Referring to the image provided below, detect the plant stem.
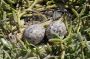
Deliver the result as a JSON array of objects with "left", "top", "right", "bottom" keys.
[
  {"left": 61, "top": 50, "right": 65, "bottom": 59},
  {"left": 61, "top": 41, "right": 65, "bottom": 59}
]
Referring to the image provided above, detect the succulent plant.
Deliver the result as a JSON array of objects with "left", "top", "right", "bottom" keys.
[
  {"left": 23, "top": 24, "right": 45, "bottom": 44},
  {"left": 46, "top": 18, "right": 67, "bottom": 39}
]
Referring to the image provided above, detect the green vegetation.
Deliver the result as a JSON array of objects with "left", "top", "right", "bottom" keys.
[{"left": 0, "top": 0, "right": 90, "bottom": 59}]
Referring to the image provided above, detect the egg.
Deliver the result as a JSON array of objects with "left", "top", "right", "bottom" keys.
[
  {"left": 46, "top": 19, "right": 67, "bottom": 39},
  {"left": 23, "top": 24, "right": 45, "bottom": 44}
]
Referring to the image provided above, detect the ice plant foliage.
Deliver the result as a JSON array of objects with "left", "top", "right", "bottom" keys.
[{"left": 0, "top": 0, "right": 90, "bottom": 59}]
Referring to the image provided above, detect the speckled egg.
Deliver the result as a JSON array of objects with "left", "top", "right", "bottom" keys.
[
  {"left": 23, "top": 24, "right": 45, "bottom": 44},
  {"left": 46, "top": 20, "right": 67, "bottom": 39}
]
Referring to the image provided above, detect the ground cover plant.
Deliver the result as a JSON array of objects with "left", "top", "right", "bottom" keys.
[{"left": 0, "top": 0, "right": 90, "bottom": 59}]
